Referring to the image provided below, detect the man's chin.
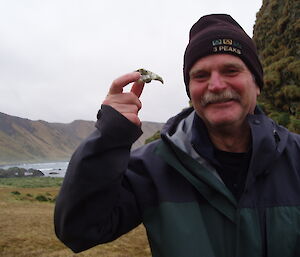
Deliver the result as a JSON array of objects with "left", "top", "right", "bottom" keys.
[{"left": 203, "top": 115, "right": 241, "bottom": 129}]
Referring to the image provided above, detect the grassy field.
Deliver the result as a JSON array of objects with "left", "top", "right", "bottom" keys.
[{"left": 0, "top": 177, "right": 151, "bottom": 257}]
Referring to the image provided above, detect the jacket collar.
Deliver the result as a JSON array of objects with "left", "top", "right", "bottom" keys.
[
  {"left": 190, "top": 113, "right": 219, "bottom": 167},
  {"left": 161, "top": 106, "right": 289, "bottom": 179}
]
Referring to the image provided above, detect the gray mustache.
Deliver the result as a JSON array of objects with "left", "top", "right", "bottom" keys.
[{"left": 201, "top": 90, "right": 241, "bottom": 106}]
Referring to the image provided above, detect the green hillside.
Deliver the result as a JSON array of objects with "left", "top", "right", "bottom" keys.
[
  {"left": 0, "top": 112, "right": 164, "bottom": 165},
  {"left": 0, "top": 112, "right": 96, "bottom": 165},
  {"left": 253, "top": 0, "right": 300, "bottom": 133}
]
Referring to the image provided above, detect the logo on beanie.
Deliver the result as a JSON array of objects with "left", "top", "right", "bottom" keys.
[{"left": 212, "top": 39, "right": 242, "bottom": 55}]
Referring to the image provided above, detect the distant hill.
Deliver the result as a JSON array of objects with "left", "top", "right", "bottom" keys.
[
  {"left": 132, "top": 121, "right": 164, "bottom": 150},
  {"left": 0, "top": 112, "right": 164, "bottom": 165}
]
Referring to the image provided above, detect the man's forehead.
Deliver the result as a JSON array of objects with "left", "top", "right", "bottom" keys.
[{"left": 190, "top": 55, "right": 247, "bottom": 72}]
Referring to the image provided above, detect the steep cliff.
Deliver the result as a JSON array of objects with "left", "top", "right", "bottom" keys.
[{"left": 253, "top": 0, "right": 300, "bottom": 132}]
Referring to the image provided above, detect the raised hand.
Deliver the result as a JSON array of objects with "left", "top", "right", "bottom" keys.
[{"left": 102, "top": 72, "right": 145, "bottom": 126}]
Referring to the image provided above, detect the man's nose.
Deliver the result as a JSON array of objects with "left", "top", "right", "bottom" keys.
[{"left": 208, "top": 72, "right": 227, "bottom": 91}]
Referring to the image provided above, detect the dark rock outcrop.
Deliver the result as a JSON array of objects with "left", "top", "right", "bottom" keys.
[{"left": 0, "top": 167, "right": 44, "bottom": 178}]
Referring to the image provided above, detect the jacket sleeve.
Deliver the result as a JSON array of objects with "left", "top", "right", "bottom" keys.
[{"left": 54, "top": 105, "right": 144, "bottom": 253}]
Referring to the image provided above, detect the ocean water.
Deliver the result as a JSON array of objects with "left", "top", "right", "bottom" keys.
[{"left": 0, "top": 161, "right": 69, "bottom": 177}]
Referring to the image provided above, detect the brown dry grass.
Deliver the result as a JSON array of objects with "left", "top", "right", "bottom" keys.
[{"left": 0, "top": 187, "right": 151, "bottom": 257}]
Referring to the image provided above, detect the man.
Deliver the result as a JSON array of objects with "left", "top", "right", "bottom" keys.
[{"left": 54, "top": 14, "right": 300, "bottom": 257}]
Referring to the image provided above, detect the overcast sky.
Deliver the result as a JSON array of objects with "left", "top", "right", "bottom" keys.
[{"left": 0, "top": 0, "right": 263, "bottom": 123}]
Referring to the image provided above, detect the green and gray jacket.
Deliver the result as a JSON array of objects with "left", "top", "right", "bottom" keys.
[{"left": 54, "top": 105, "right": 300, "bottom": 257}]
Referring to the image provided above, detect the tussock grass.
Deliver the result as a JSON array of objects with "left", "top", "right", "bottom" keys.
[{"left": 0, "top": 178, "right": 151, "bottom": 257}]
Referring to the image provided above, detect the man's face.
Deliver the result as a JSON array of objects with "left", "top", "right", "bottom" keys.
[{"left": 189, "top": 54, "right": 260, "bottom": 129}]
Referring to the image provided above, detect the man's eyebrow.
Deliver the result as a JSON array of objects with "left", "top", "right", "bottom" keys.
[
  {"left": 189, "top": 69, "right": 207, "bottom": 77},
  {"left": 222, "top": 63, "right": 245, "bottom": 70}
]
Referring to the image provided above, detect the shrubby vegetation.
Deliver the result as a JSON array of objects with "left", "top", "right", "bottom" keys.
[
  {"left": 10, "top": 190, "right": 57, "bottom": 202},
  {"left": 0, "top": 177, "right": 63, "bottom": 188},
  {"left": 253, "top": 0, "right": 300, "bottom": 133},
  {"left": 145, "top": 130, "right": 161, "bottom": 144}
]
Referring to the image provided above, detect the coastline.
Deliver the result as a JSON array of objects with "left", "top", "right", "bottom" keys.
[{"left": 0, "top": 161, "right": 69, "bottom": 177}]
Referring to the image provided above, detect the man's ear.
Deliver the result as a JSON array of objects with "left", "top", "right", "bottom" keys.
[{"left": 256, "top": 86, "right": 261, "bottom": 96}]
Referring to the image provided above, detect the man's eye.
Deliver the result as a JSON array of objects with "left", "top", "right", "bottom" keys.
[
  {"left": 224, "top": 69, "right": 239, "bottom": 75},
  {"left": 192, "top": 73, "right": 208, "bottom": 80}
]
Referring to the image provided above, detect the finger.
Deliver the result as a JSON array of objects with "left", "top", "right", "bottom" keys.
[
  {"left": 122, "top": 113, "right": 141, "bottom": 126},
  {"left": 103, "top": 92, "right": 142, "bottom": 109},
  {"left": 109, "top": 72, "right": 141, "bottom": 95},
  {"left": 109, "top": 102, "right": 140, "bottom": 114},
  {"left": 131, "top": 80, "right": 145, "bottom": 98}
]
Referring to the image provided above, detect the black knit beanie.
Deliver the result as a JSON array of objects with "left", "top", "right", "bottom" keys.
[{"left": 183, "top": 14, "right": 263, "bottom": 97}]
